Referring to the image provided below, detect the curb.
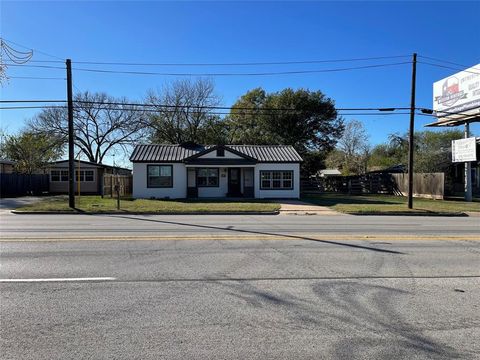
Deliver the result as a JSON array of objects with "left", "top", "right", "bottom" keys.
[
  {"left": 10, "top": 210, "right": 280, "bottom": 216},
  {"left": 346, "top": 211, "right": 469, "bottom": 217}
]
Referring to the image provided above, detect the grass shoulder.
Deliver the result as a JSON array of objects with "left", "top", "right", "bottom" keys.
[
  {"left": 302, "top": 193, "right": 480, "bottom": 215},
  {"left": 15, "top": 195, "right": 280, "bottom": 214}
]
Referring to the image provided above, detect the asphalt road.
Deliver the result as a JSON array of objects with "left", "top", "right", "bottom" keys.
[
  {"left": 1, "top": 212, "right": 480, "bottom": 240},
  {"left": 1, "top": 214, "right": 479, "bottom": 359}
]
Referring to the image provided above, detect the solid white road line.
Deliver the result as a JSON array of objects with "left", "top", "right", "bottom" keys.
[{"left": 0, "top": 277, "right": 116, "bottom": 283}]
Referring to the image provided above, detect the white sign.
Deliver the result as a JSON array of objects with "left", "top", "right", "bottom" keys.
[
  {"left": 433, "top": 64, "right": 480, "bottom": 119},
  {"left": 452, "top": 137, "right": 477, "bottom": 162}
]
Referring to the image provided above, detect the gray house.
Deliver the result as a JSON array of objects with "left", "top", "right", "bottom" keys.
[
  {"left": 130, "top": 144, "right": 303, "bottom": 199},
  {"left": 47, "top": 160, "right": 131, "bottom": 195}
]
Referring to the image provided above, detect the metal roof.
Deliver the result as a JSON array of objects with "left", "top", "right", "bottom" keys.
[
  {"left": 50, "top": 160, "right": 132, "bottom": 172},
  {"left": 130, "top": 144, "right": 303, "bottom": 163}
]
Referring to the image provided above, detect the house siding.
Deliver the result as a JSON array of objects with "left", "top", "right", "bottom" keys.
[
  {"left": 133, "top": 162, "right": 187, "bottom": 199},
  {"left": 197, "top": 167, "right": 229, "bottom": 197},
  {"left": 254, "top": 163, "right": 300, "bottom": 199},
  {"left": 199, "top": 150, "right": 243, "bottom": 159},
  {"left": 132, "top": 162, "right": 300, "bottom": 199},
  {"left": 49, "top": 165, "right": 99, "bottom": 194}
]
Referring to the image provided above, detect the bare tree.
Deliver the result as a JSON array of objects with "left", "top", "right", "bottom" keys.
[
  {"left": 326, "top": 119, "right": 370, "bottom": 175},
  {"left": 146, "top": 78, "right": 222, "bottom": 144},
  {"left": 29, "top": 91, "right": 147, "bottom": 163}
]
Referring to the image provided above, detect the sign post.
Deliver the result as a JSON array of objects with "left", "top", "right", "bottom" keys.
[
  {"left": 452, "top": 134, "right": 476, "bottom": 202},
  {"left": 465, "top": 124, "right": 472, "bottom": 202}
]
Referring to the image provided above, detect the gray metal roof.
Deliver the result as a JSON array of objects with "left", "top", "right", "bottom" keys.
[{"left": 130, "top": 144, "right": 302, "bottom": 163}]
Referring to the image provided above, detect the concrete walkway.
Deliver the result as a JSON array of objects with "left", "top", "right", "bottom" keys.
[{"left": 278, "top": 199, "right": 342, "bottom": 215}]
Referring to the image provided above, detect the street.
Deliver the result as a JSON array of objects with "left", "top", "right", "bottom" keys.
[{"left": 1, "top": 214, "right": 480, "bottom": 359}]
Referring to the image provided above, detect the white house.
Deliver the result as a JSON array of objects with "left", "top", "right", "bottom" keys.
[{"left": 130, "top": 144, "right": 303, "bottom": 199}]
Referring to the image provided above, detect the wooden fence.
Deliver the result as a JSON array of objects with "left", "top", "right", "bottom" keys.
[
  {"left": 0, "top": 173, "right": 49, "bottom": 197},
  {"left": 301, "top": 172, "right": 445, "bottom": 199},
  {"left": 302, "top": 174, "right": 399, "bottom": 195},
  {"left": 391, "top": 173, "right": 444, "bottom": 199},
  {"left": 102, "top": 174, "right": 132, "bottom": 197}
]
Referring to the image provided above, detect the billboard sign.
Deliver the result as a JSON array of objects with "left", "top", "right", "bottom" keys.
[
  {"left": 452, "top": 137, "right": 477, "bottom": 162},
  {"left": 433, "top": 64, "right": 480, "bottom": 120}
]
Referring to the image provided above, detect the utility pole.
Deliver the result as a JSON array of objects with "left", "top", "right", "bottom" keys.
[
  {"left": 465, "top": 122, "right": 472, "bottom": 202},
  {"left": 66, "top": 59, "right": 75, "bottom": 209},
  {"left": 407, "top": 53, "right": 417, "bottom": 209}
]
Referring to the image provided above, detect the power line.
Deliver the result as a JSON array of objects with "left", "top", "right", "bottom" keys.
[
  {"left": 9, "top": 76, "right": 66, "bottom": 80},
  {"left": 417, "top": 55, "right": 474, "bottom": 69},
  {"left": 64, "top": 55, "right": 412, "bottom": 66},
  {"left": 0, "top": 37, "right": 64, "bottom": 61},
  {"left": 420, "top": 108, "right": 480, "bottom": 118},
  {"left": 0, "top": 99, "right": 411, "bottom": 112},
  {"left": 2, "top": 63, "right": 64, "bottom": 70},
  {"left": 418, "top": 61, "right": 480, "bottom": 75},
  {"left": 0, "top": 100, "right": 66, "bottom": 103},
  {"left": 0, "top": 105, "right": 413, "bottom": 117},
  {"left": 72, "top": 62, "right": 411, "bottom": 77},
  {"left": 1, "top": 55, "right": 411, "bottom": 66},
  {"left": 3, "top": 61, "right": 410, "bottom": 76}
]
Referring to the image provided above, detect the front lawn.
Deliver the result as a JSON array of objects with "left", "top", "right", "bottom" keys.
[
  {"left": 302, "top": 193, "right": 480, "bottom": 215},
  {"left": 15, "top": 195, "right": 280, "bottom": 214}
]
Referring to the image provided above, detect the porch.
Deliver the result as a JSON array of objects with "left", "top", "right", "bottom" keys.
[{"left": 186, "top": 166, "right": 255, "bottom": 199}]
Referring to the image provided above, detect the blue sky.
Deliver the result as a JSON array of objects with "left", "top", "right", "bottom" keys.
[{"left": 1, "top": 1, "right": 479, "bottom": 164}]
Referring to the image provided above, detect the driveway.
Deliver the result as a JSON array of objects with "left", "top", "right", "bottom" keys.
[
  {"left": 278, "top": 199, "right": 341, "bottom": 215},
  {"left": 0, "top": 197, "right": 44, "bottom": 211}
]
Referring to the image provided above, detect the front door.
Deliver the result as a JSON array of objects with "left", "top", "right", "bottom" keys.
[{"left": 228, "top": 168, "right": 241, "bottom": 197}]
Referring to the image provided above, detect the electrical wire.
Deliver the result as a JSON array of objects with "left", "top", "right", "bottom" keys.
[
  {"left": 2, "top": 63, "right": 65, "bottom": 70},
  {"left": 1, "top": 39, "right": 33, "bottom": 64},
  {"left": 3, "top": 61, "right": 410, "bottom": 76},
  {"left": 418, "top": 61, "right": 480, "bottom": 75},
  {"left": 1, "top": 55, "right": 411, "bottom": 66},
  {"left": 0, "top": 99, "right": 411, "bottom": 112},
  {"left": 417, "top": 55, "right": 474, "bottom": 69},
  {"left": 0, "top": 105, "right": 414, "bottom": 118},
  {"left": 72, "top": 62, "right": 411, "bottom": 76},
  {"left": 8, "top": 76, "right": 66, "bottom": 80},
  {"left": 0, "top": 37, "right": 64, "bottom": 61}
]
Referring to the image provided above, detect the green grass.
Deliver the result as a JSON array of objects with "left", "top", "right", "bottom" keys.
[
  {"left": 302, "top": 193, "right": 480, "bottom": 215},
  {"left": 16, "top": 195, "right": 280, "bottom": 214}
]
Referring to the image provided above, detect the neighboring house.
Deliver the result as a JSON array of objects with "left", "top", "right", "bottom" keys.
[
  {"left": 130, "top": 144, "right": 303, "bottom": 199},
  {"left": 315, "top": 169, "right": 342, "bottom": 177},
  {"left": 47, "top": 160, "right": 132, "bottom": 195},
  {"left": 0, "top": 159, "right": 15, "bottom": 174}
]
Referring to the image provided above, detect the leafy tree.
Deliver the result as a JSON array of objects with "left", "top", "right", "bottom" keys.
[
  {"left": 227, "top": 88, "right": 344, "bottom": 175},
  {"left": 146, "top": 78, "right": 222, "bottom": 144},
  {"left": 29, "top": 91, "right": 147, "bottom": 163},
  {"left": 226, "top": 88, "right": 270, "bottom": 145},
  {"left": 228, "top": 88, "right": 343, "bottom": 154},
  {"left": 302, "top": 151, "right": 327, "bottom": 178},
  {"left": 368, "top": 130, "right": 465, "bottom": 172},
  {"left": 0, "top": 131, "right": 63, "bottom": 174},
  {"left": 415, "top": 130, "right": 465, "bottom": 172}
]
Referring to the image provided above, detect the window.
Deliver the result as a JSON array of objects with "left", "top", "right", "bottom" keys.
[
  {"left": 51, "top": 170, "right": 69, "bottom": 182},
  {"left": 260, "top": 171, "right": 294, "bottom": 190},
  {"left": 51, "top": 170, "right": 60, "bottom": 182},
  {"left": 216, "top": 148, "right": 225, "bottom": 157},
  {"left": 197, "top": 168, "right": 219, "bottom": 187},
  {"left": 75, "top": 170, "right": 95, "bottom": 182},
  {"left": 147, "top": 165, "right": 173, "bottom": 188},
  {"left": 85, "top": 170, "right": 94, "bottom": 182}
]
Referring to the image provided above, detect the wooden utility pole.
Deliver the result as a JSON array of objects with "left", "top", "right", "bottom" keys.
[
  {"left": 407, "top": 53, "right": 417, "bottom": 209},
  {"left": 66, "top": 59, "right": 75, "bottom": 209},
  {"left": 464, "top": 122, "right": 472, "bottom": 202}
]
